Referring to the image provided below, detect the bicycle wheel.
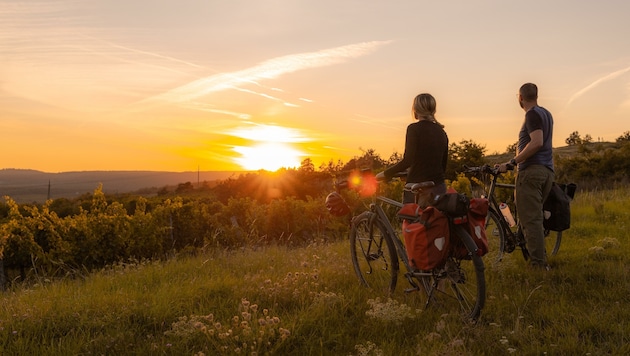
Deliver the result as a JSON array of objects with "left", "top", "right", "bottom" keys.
[
  {"left": 428, "top": 224, "right": 485, "bottom": 321},
  {"left": 484, "top": 209, "right": 505, "bottom": 265},
  {"left": 545, "top": 229, "right": 562, "bottom": 256},
  {"left": 350, "top": 212, "right": 399, "bottom": 294}
]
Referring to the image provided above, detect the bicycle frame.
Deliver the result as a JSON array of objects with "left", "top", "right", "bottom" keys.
[
  {"left": 464, "top": 164, "right": 563, "bottom": 262},
  {"left": 484, "top": 172, "right": 520, "bottom": 241}
]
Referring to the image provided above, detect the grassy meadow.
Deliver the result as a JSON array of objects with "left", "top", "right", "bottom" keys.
[{"left": 1, "top": 187, "right": 629, "bottom": 355}]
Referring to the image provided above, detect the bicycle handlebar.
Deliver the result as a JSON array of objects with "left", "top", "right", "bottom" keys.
[{"left": 463, "top": 163, "right": 514, "bottom": 176}]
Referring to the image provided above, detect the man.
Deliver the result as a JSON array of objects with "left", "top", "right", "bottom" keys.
[{"left": 498, "top": 83, "right": 555, "bottom": 270}]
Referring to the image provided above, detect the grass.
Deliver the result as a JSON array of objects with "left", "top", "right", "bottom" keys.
[{"left": 2, "top": 188, "right": 630, "bottom": 355}]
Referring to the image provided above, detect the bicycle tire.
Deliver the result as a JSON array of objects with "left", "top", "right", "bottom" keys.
[
  {"left": 546, "top": 230, "right": 562, "bottom": 256},
  {"left": 428, "top": 224, "right": 485, "bottom": 321},
  {"left": 484, "top": 209, "right": 506, "bottom": 265},
  {"left": 349, "top": 212, "right": 399, "bottom": 294}
]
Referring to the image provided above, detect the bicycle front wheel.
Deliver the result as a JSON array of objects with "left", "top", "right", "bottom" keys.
[
  {"left": 484, "top": 209, "right": 505, "bottom": 265},
  {"left": 350, "top": 212, "right": 399, "bottom": 294}
]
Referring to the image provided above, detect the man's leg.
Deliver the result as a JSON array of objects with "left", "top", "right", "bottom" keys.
[{"left": 516, "top": 165, "right": 554, "bottom": 267}]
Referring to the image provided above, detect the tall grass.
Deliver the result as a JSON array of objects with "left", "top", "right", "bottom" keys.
[{"left": 1, "top": 187, "right": 630, "bottom": 355}]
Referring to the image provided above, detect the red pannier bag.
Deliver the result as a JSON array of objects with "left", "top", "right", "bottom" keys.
[
  {"left": 398, "top": 203, "right": 450, "bottom": 271},
  {"left": 452, "top": 197, "right": 489, "bottom": 259}
]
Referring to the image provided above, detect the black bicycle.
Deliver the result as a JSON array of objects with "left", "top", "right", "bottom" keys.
[
  {"left": 333, "top": 171, "right": 486, "bottom": 321},
  {"left": 463, "top": 164, "right": 567, "bottom": 265}
]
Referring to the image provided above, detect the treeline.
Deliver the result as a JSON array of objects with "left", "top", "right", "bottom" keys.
[{"left": 1, "top": 137, "right": 630, "bottom": 289}]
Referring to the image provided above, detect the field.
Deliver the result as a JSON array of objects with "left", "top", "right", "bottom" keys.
[{"left": 1, "top": 187, "right": 629, "bottom": 355}]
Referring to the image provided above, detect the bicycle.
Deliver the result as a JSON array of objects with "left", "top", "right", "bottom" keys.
[
  {"left": 462, "top": 164, "right": 565, "bottom": 265},
  {"left": 333, "top": 171, "right": 486, "bottom": 321}
]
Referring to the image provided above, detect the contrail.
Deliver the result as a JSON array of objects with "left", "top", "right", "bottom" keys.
[
  {"left": 566, "top": 65, "right": 630, "bottom": 108},
  {"left": 78, "top": 34, "right": 205, "bottom": 69},
  {"left": 142, "top": 40, "right": 392, "bottom": 105}
]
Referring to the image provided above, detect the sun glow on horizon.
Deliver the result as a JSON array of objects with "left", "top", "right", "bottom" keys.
[
  {"left": 234, "top": 142, "right": 302, "bottom": 171},
  {"left": 229, "top": 124, "right": 308, "bottom": 171}
]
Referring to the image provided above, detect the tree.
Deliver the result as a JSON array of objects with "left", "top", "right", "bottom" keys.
[
  {"left": 446, "top": 139, "right": 486, "bottom": 180},
  {"left": 299, "top": 158, "right": 315, "bottom": 173},
  {"left": 505, "top": 141, "right": 518, "bottom": 154},
  {"left": 565, "top": 131, "right": 582, "bottom": 145},
  {"left": 319, "top": 159, "right": 344, "bottom": 174},
  {"left": 341, "top": 148, "right": 386, "bottom": 171},
  {"left": 616, "top": 131, "right": 630, "bottom": 142},
  {"left": 386, "top": 151, "right": 403, "bottom": 166}
]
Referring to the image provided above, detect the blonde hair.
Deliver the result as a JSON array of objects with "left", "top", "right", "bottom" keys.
[{"left": 412, "top": 93, "right": 443, "bottom": 127}]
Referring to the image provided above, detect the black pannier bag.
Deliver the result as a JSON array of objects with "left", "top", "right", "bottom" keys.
[
  {"left": 432, "top": 192, "right": 469, "bottom": 218},
  {"left": 543, "top": 183, "right": 574, "bottom": 231}
]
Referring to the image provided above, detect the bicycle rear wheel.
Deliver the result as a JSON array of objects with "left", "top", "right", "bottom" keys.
[
  {"left": 484, "top": 209, "right": 505, "bottom": 265},
  {"left": 545, "top": 230, "right": 562, "bottom": 256},
  {"left": 350, "top": 212, "right": 399, "bottom": 294},
  {"left": 428, "top": 224, "right": 485, "bottom": 321}
]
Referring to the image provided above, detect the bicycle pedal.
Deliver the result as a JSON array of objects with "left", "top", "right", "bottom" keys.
[{"left": 366, "top": 253, "right": 380, "bottom": 261}]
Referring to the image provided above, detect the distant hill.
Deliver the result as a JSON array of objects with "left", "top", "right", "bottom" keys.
[
  {"left": 0, "top": 169, "right": 241, "bottom": 203},
  {"left": 484, "top": 142, "right": 617, "bottom": 164}
]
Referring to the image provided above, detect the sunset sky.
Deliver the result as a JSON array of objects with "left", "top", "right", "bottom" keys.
[{"left": 2, "top": 0, "right": 629, "bottom": 173}]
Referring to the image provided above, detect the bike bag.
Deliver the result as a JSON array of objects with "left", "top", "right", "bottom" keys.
[
  {"left": 398, "top": 204, "right": 450, "bottom": 271},
  {"left": 452, "top": 197, "right": 490, "bottom": 259},
  {"left": 543, "top": 182, "right": 573, "bottom": 231},
  {"left": 432, "top": 192, "right": 470, "bottom": 219}
]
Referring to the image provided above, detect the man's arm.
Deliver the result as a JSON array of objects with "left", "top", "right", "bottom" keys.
[{"left": 498, "top": 129, "right": 543, "bottom": 172}]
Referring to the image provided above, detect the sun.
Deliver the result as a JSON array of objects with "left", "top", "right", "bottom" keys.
[
  {"left": 229, "top": 124, "right": 308, "bottom": 171},
  {"left": 234, "top": 142, "right": 303, "bottom": 171}
]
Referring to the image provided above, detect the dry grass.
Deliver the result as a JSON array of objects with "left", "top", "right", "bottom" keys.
[{"left": 1, "top": 187, "right": 630, "bottom": 355}]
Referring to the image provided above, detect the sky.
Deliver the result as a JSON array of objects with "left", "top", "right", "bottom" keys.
[{"left": 2, "top": 0, "right": 630, "bottom": 173}]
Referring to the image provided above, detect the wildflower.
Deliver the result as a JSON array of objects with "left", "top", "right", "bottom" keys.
[
  {"left": 250, "top": 304, "right": 258, "bottom": 313},
  {"left": 242, "top": 298, "right": 250, "bottom": 308},
  {"left": 424, "top": 332, "right": 441, "bottom": 342},
  {"left": 279, "top": 327, "right": 291, "bottom": 341},
  {"left": 242, "top": 311, "right": 252, "bottom": 321}
]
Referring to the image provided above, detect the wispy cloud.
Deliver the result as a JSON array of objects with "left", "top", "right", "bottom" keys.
[
  {"left": 565, "top": 65, "right": 630, "bottom": 108},
  {"left": 142, "top": 41, "right": 392, "bottom": 105}
]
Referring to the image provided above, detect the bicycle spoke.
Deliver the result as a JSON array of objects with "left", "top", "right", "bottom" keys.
[
  {"left": 423, "top": 256, "right": 484, "bottom": 321},
  {"left": 350, "top": 214, "right": 398, "bottom": 294}
]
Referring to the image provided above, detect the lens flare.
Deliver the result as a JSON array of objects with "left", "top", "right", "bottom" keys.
[{"left": 347, "top": 170, "right": 378, "bottom": 197}]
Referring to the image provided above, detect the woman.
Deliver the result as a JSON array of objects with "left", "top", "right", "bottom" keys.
[{"left": 376, "top": 93, "right": 449, "bottom": 205}]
